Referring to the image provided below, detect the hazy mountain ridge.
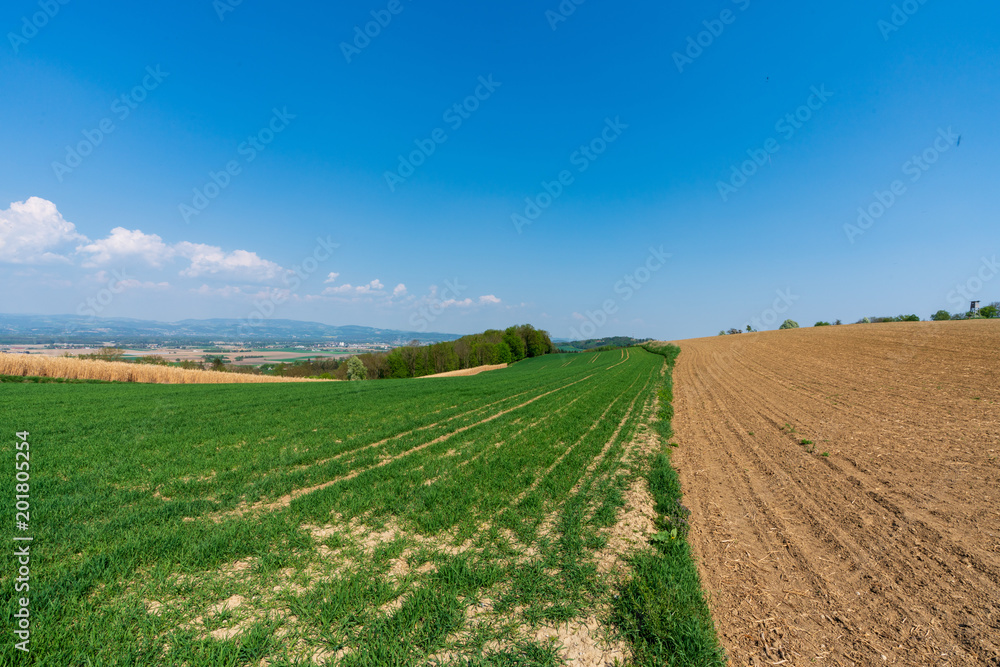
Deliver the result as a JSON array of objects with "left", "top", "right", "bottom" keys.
[{"left": 0, "top": 314, "right": 461, "bottom": 345}]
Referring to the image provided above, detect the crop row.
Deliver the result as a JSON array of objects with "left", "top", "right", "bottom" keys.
[{"left": 1, "top": 348, "right": 668, "bottom": 664}]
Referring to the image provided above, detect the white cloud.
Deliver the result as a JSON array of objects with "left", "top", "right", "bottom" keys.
[
  {"left": 322, "top": 279, "right": 386, "bottom": 296},
  {"left": 176, "top": 242, "right": 285, "bottom": 282},
  {"left": 2, "top": 197, "right": 295, "bottom": 287},
  {"left": 572, "top": 312, "right": 586, "bottom": 321},
  {"left": 440, "top": 298, "right": 475, "bottom": 308},
  {"left": 393, "top": 283, "right": 407, "bottom": 297},
  {"left": 405, "top": 286, "right": 504, "bottom": 314},
  {"left": 0, "top": 197, "right": 86, "bottom": 264},
  {"left": 356, "top": 279, "right": 384, "bottom": 294},
  {"left": 324, "top": 272, "right": 340, "bottom": 284},
  {"left": 78, "top": 233, "right": 285, "bottom": 282},
  {"left": 77, "top": 227, "right": 174, "bottom": 268}
]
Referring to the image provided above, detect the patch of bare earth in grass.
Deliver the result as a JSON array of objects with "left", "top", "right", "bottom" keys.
[
  {"left": 418, "top": 363, "right": 507, "bottom": 378},
  {"left": 593, "top": 417, "right": 660, "bottom": 576},
  {"left": 429, "top": 379, "right": 664, "bottom": 666},
  {"left": 533, "top": 617, "right": 626, "bottom": 667},
  {"left": 141, "top": 357, "right": 669, "bottom": 664}
]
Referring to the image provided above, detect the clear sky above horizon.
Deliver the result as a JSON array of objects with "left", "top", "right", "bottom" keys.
[{"left": 2, "top": 0, "right": 998, "bottom": 340}]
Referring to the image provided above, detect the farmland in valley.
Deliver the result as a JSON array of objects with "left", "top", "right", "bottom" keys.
[
  {"left": 0, "top": 347, "right": 721, "bottom": 665},
  {"left": 670, "top": 320, "right": 1000, "bottom": 665}
]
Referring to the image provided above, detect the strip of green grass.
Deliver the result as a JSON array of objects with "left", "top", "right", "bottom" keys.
[
  {"left": 2, "top": 352, "right": 671, "bottom": 664},
  {"left": 0, "top": 373, "right": 111, "bottom": 384},
  {"left": 610, "top": 344, "right": 726, "bottom": 666}
]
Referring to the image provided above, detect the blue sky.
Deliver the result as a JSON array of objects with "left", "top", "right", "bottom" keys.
[{"left": 1, "top": 0, "right": 998, "bottom": 340}]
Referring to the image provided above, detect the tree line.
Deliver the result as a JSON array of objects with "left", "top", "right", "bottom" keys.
[{"left": 273, "top": 324, "right": 557, "bottom": 380}]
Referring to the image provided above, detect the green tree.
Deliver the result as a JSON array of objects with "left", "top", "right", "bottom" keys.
[
  {"left": 503, "top": 329, "right": 527, "bottom": 361},
  {"left": 525, "top": 329, "right": 549, "bottom": 357},
  {"left": 779, "top": 319, "right": 799, "bottom": 330},
  {"left": 347, "top": 356, "right": 368, "bottom": 381},
  {"left": 931, "top": 309, "right": 951, "bottom": 321},
  {"left": 979, "top": 304, "right": 999, "bottom": 319},
  {"left": 79, "top": 347, "right": 125, "bottom": 362},
  {"left": 814, "top": 321, "right": 831, "bottom": 327},
  {"left": 493, "top": 342, "right": 513, "bottom": 364},
  {"left": 384, "top": 350, "right": 408, "bottom": 378}
]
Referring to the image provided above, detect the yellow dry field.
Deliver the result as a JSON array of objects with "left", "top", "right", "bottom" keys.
[
  {"left": 417, "top": 364, "right": 508, "bottom": 379},
  {"left": 0, "top": 353, "right": 325, "bottom": 384}
]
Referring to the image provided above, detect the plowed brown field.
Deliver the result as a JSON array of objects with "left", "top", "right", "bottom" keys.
[{"left": 670, "top": 320, "right": 1000, "bottom": 666}]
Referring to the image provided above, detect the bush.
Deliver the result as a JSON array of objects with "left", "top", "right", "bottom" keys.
[
  {"left": 932, "top": 310, "right": 951, "bottom": 321},
  {"left": 79, "top": 347, "right": 125, "bottom": 362},
  {"left": 779, "top": 319, "right": 799, "bottom": 330},
  {"left": 870, "top": 314, "right": 922, "bottom": 323},
  {"left": 347, "top": 356, "right": 367, "bottom": 381},
  {"left": 859, "top": 317, "right": 871, "bottom": 324},
  {"left": 814, "top": 321, "right": 831, "bottom": 327}
]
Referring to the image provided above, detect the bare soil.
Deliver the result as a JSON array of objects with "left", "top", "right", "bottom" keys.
[
  {"left": 418, "top": 363, "right": 508, "bottom": 378},
  {"left": 669, "top": 321, "right": 1000, "bottom": 666}
]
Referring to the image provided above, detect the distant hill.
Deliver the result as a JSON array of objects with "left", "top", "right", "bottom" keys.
[
  {"left": 0, "top": 314, "right": 461, "bottom": 346},
  {"left": 558, "top": 336, "right": 652, "bottom": 352}
]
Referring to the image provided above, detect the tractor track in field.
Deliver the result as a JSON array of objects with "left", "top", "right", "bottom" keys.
[
  {"left": 567, "top": 366, "right": 656, "bottom": 501},
  {"left": 279, "top": 371, "right": 579, "bottom": 478},
  {"left": 431, "top": 384, "right": 601, "bottom": 485},
  {"left": 533, "top": 365, "right": 659, "bottom": 539},
  {"left": 212, "top": 373, "right": 600, "bottom": 520},
  {"left": 606, "top": 347, "right": 630, "bottom": 370},
  {"left": 505, "top": 372, "right": 643, "bottom": 511},
  {"left": 670, "top": 322, "right": 1000, "bottom": 666},
  {"left": 307, "top": 381, "right": 564, "bottom": 470}
]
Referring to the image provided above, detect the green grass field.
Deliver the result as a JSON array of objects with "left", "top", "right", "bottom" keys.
[{"left": 1, "top": 347, "right": 721, "bottom": 665}]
